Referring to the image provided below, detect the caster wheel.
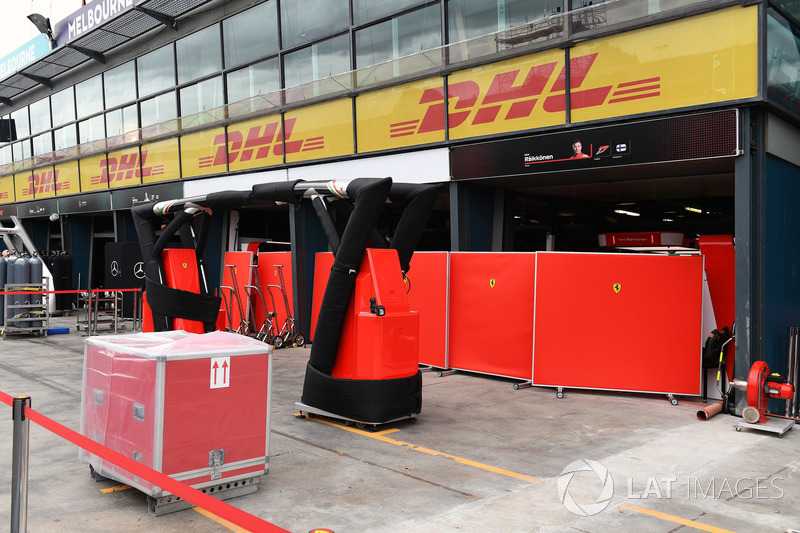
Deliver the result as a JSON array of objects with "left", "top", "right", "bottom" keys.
[
  {"left": 735, "top": 426, "right": 742, "bottom": 432},
  {"left": 556, "top": 392, "right": 564, "bottom": 399},
  {"left": 670, "top": 398, "right": 678, "bottom": 406},
  {"left": 436, "top": 371, "right": 443, "bottom": 377},
  {"left": 513, "top": 383, "right": 520, "bottom": 390},
  {"left": 355, "top": 422, "right": 366, "bottom": 429}
]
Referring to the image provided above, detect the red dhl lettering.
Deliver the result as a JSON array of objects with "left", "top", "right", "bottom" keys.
[
  {"left": 24, "top": 169, "right": 71, "bottom": 195},
  {"left": 199, "top": 118, "right": 326, "bottom": 168},
  {"left": 392, "top": 53, "right": 660, "bottom": 136},
  {"left": 0, "top": 192, "right": 7, "bottom": 200},
  {"left": 91, "top": 150, "right": 164, "bottom": 185}
]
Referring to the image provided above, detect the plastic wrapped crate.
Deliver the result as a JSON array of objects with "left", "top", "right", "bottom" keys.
[{"left": 80, "top": 330, "right": 272, "bottom": 506}]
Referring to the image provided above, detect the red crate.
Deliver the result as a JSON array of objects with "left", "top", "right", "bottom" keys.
[{"left": 80, "top": 331, "right": 272, "bottom": 498}]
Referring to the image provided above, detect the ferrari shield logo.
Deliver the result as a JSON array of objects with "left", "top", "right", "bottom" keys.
[
  {"left": 613, "top": 283, "right": 621, "bottom": 294},
  {"left": 489, "top": 279, "right": 496, "bottom": 288}
]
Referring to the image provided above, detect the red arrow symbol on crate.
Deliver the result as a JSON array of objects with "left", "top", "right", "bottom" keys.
[
  {"left": 212, "top": 361, "right": 220, "bottom": 385},
  {"left": 221, "top": 360, "right": 228, "bottom": 384}
]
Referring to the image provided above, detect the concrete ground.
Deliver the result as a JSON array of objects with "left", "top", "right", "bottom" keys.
[{"left": 0, "top": 315, "right": 798, "bottom": 533}]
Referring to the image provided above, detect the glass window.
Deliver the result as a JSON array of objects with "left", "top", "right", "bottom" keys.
[
  {"left": 29, "top": 98, "right": 51, "bottom": 134},
  {"left": 137, "top": 45, "right": 176, "bottom": 97},
  {"left": 767, "top": 8, "right": 800, "bottom": 115},
  {"left": 106, "top": 104, "right": 138, "bottom": 137},
  {"left": 226, "top": 59, "right": 280, "bottom": 103},
  {"left": 79, "top": 115, "right": 105, "bottom": 144},
  {"left": 10, "top": 108, "right": 30, "bottom": 139},
  {"left": 51, "top": 87, "right": 76, "bottom": 127},
  {"left": 177, "top": 26, "right": 222, "bottom": 84},
  {"left": 54, "top": 124, "right": 77, "bottom": 151},
  {"left": 280, "top": 0, "right": 349, "bottom": 49},
  {"left": 104, "top": 61, "right": 136, "bottom": 108},
  {"left": 76, "top": 75, "right": 104, "bottom": 118},
  {"left": 180, "top": 76, "right": 224, "bottom": 125},
  {"left": 12, "top": 140, "right": 31, "bottom": 162},
  {"left": 354, "top": 0, "right": 426, "bottom": 24},
  {"left": 448, "top": 0, "right": 554, "bottom": 43},
  {"left": 223, "top": 2, "right": 279, "bottom": 68},
  {"left": 140, "top": 93, "right": 177, "bottom": 128},
  {"left": 284, "top": 35, "right": 351, "bottom": 88},
  {"left": 357, "top": 5, "right": 442, "bottom": 68},
  {"left": 32, "top": 132, "right": 53, "bottom": 156},
  {"left": 0, "top": 145, "right": 11, "bottom": 165}
]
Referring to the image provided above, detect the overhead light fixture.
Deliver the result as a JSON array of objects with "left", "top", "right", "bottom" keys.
[
  {"left": 614, "top": 209, "right": 640, "bottom": 217},
  {"left": 684, "top": 206, "right": 703, "bottom": 214},
  {"left": 27, "top": 13, "right": 56, "bottom": 49},
  {"left": 662, "top": 218, "right": 674, "bottom": 222}
]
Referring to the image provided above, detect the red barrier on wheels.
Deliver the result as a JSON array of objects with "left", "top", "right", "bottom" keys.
[
  {"left": 532, "top": 252, "right": 704, "bottom": 395},
  {"left": 448, "top": 253, "right": 536, "bottom": 380},
  {"left": 698, "top": 235, "right": 736, "bottom": 380},
  {"left": 256, "top": 252, "right": 294, "bottom": 338},
  {"left": 310, "top": 252, "right": 335, "bottom": 342},
  {"left": 407, "top": 252, "right": 449, "bottom": 368}
]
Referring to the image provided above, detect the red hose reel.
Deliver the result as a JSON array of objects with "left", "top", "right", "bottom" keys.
[{"left": 732, "top": 361, "right": 794, "bottom": 424}]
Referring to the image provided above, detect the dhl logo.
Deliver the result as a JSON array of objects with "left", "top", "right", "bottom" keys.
[
  {"left": 200, "top": 117, "right": 325, "bottom": 168},
  {"left": 23, "top": 169, "right": 71, "bottom": 196},
  {"left": 391, "top": 53, "right": 660, "bottom": 136},
  {"left": 91, "top": 150, "right": 164, "bottom": 185},
  {"left": 0, "top": 192, "right": 7, "bottom": 200}
]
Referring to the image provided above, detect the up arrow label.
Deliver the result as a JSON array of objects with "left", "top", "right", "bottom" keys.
[{"left": 210, "top": 357, "right": 231, "bottom": 389}]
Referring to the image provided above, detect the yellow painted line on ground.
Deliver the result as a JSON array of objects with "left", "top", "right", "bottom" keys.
[
  {"left": 194, "top": 507, "right": 250, "bottom": 533},
  {"left": 618, "top": 502, "right": 735, "bottom": 533},
  {"left": 308, "top": 415, "right": 539, "bottom": 483},
  {"left": 100, "top": 484, "right": 132, "bottom": 494}
]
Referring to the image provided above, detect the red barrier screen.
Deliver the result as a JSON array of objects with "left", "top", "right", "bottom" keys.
[
  {"left": 448, "top": 253, "right": 536, "bottom": 380},
  {"left": 163, "top": 248, "right": 204, "bottom": 334},
  {"left": 407, "top": 252, "right": 449, "bottom": 368},
  {"left": 256, "top": 252, "right": 294, "bottom": 337},
  {"left": 310, "top": 252, "right": 335, "bottom": 342},
  {"left": 532, "top": 252, "right": 704, "bottom": 395}
]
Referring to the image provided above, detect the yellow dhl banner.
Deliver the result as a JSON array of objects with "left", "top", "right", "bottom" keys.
[
  {"left": 357, "top": 78, "right": 445, "bottom": 153},
  {"left": 106, "top": 147, "right": 144, "bottom": 189},
  {"left": 14, "top": 173, "right": 34, "bottom": 201},
  {"left": 79, "top": 154, "right": 110, "bottom": 192},
  {"left": 0, "top": 175, "right": 14, "bottom": 203},
  {"left": 54, "top": 161, "right": 79, "bottom": 196},
  {"left": 181, "top": 128, "right": 225, "bottom": 178},
  {"left": 357, "top": 6, "right": 756, "bottom": 148},
  {"left": 140, "top": 138, "right": 178, "bottom": 184},
  {"left": 16, "top": 167, "right": 57, "bottom": 199},
  {"left": 227, "top": 114, "right": 284, "bottom": 172},
  {"left": 285, "top": 99, "right": 354, "bottom": 163},
  {"left": 571, "top": 6, "right": 757, "bottom": 123}
]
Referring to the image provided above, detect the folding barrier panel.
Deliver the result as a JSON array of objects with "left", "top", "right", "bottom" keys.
[
  {"left": 407, "top": 252, "right": 449, "bottom": 368},
  {"left": 255, "top": 252, "right": 294, "bottom": 340},
  {"left": 310, "top": 252, "right": 335, "bottom": 343},
  {"left": 698, "top": 235, "right": 736, "bottom": 380},
  {"left": 221, "top": 252, "right": 253, "bottom": 333},
  {"left": 448, "top": 253, "right": 536, "bottom": 380},
  {"left": 532, "top": 252, "right": 704, "bottom": 396}
]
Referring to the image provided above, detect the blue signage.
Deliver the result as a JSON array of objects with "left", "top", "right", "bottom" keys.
[{"left": 0, "top": 34, "right": 51, "bottom": 80}]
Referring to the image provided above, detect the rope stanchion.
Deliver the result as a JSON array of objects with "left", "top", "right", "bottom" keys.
[{"left": 0, "top": 392, "right": 289, "bottom": 533}]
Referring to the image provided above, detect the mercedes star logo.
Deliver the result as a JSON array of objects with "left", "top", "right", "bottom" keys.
[
  {"left": 110, "top": 260, "right": 121, "bottom": 277},
  {"left": 134, "top": 262, "right": 145, "bottom": 279}
]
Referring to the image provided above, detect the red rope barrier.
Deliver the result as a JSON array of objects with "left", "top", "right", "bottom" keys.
[{"left": 0, "top": 391, "right": 289, "bottom": 533}]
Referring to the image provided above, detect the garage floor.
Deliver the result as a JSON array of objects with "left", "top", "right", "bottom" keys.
[{"left": 0, "top": 316, "right": 798, "bottom": 533}]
